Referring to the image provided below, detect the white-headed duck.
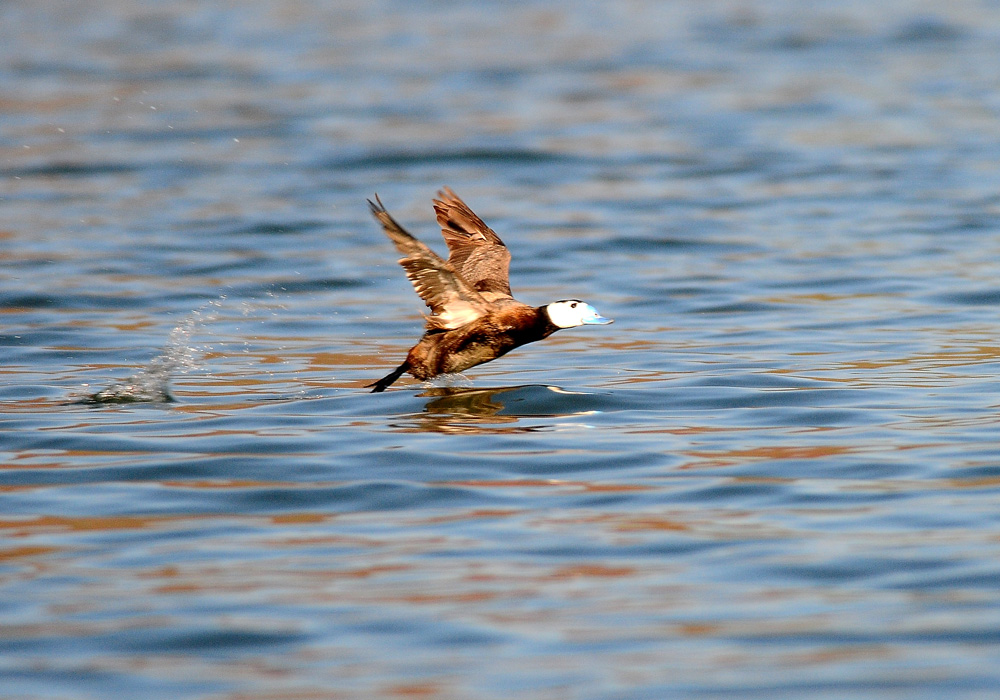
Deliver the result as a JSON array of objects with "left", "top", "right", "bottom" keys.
[{"left": 367, "top": 188, "right": 611, "bottom": 392}]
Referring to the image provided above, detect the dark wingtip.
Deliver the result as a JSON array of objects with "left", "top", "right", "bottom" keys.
[
  {"left": 367, "top": 194, "right": 386, "bottom": 216},
  {"left": 432, "top": 186, "right": 463, "bottom": 212}
]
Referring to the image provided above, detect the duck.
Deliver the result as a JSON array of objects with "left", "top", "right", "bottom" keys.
[{"left": 366, "top": 187, "right": 612, "bottom": 392}]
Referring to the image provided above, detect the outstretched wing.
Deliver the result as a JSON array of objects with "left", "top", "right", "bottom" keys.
[
  {"left": 433, "top": 187, "right": 513, "bottom": 301},
  {"left": 369, "top": 195, "right": 490, "bottom": 330}
]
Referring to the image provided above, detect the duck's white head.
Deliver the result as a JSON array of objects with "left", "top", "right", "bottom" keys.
[{"left": 544, "top": 300, "right": 613, "bottom": 329}]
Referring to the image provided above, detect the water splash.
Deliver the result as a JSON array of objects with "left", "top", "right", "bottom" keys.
[
  {"left": 424, "top": 372, "right": 474, "bottom": 391},
  {"left": 79, "top": 302, "right": 222, "bottom": 405}
]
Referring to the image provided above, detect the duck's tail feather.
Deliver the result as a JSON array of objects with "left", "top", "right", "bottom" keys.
[{"left": 367, "top": 362, "right": 410, "bottom": 393}]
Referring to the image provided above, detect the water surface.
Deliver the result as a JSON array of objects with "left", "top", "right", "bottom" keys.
[{"left": 5, "top": 1, "right": 1000, "bottom": 698}]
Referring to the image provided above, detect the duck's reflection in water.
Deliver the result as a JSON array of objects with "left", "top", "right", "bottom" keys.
[{"left": 392, "top": 385, "right": 596, "bottom": 434}]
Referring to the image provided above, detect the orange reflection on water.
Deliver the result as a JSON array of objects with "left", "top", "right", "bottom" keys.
[
  {"left": 0, "top": 545, "right": 62, "bottom": 561},
  {"left": 538, "top": 507, "right": 792, "bottom": 543},
  {"left": 417, "top": 508, "right": 524, "bottom": 524},
  {"left": 0, "top": 514, "right": 189, "bottom": 535},
  {"left": 270, "top": 513, "right": 330, "bottom": 525},
  {"left": 550, "top": 564, "right": 636, "bottom": 578},
  {"left": 381, "top": 681, "right": 452, "bottom": 699},
  {"left": 681, "top": 444, "right": 856, "bottom": 469}
]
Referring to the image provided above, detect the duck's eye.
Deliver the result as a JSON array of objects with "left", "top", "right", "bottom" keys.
[{"left": 570, "top": 302, "right": 578, "bottom": 308}]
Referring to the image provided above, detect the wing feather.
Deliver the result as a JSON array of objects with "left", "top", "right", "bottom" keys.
[
  {"left": 369, "top": 195, "right": 490, "bottom": 330},
  {"left": 433, "top": 187, "right": 513, "bottom": 301}
]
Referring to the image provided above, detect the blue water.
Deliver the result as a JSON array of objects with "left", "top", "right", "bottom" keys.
[{"left": 6, "top": 1, "right": 1000, "bottom": 698}]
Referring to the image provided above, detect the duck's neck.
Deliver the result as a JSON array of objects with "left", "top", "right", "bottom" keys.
[{"left": 533, "top": 306, "right": 560, "bottom": 339}]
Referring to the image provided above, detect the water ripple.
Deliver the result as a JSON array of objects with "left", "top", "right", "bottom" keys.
[{"left": 6, "top": 1, "right": 1000, "bottom": 698}]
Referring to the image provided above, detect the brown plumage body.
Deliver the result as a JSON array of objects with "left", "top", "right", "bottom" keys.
[
  {"left": 404, "top": 305, "right": 558, "bottom": 379},
  {"left": 367, "top": 188, "right": 610, "bottom": 392}
]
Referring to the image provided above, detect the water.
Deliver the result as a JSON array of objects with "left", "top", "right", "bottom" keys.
[{"left": 5, "top": 1, "right": 1000, "bottom": 697}]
